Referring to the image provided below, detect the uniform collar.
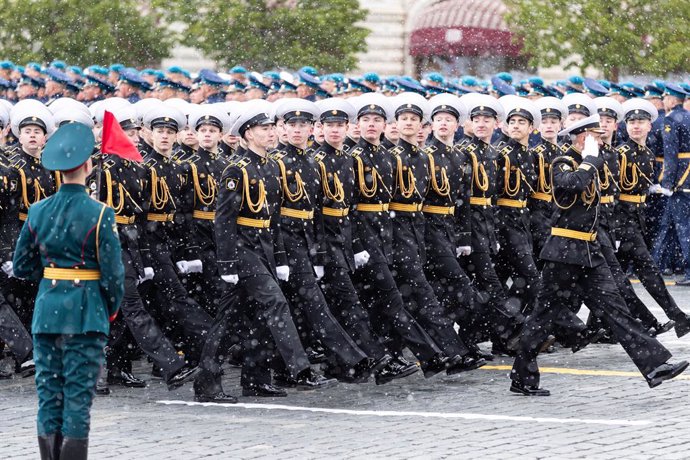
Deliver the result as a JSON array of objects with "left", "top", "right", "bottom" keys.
[
  {"left": 359, "top": 138, "right": 380, "bottom": 153},
  {"left": 285, "top": 142, "right": 308, "bottom": 156},
  {"left": 398, "top": 138, "right": 419, "bottom": 153},
  {"left": 319, "top": 141, "right": 341, "bottom": 156},
  {"left": 247, "top": 148, "right": 268, "bottom": 164},
  {"left": 59, "top": 183, "right": 87, "bottom": 194}
]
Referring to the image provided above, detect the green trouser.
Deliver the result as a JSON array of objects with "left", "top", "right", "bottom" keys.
[{"left": 33, "top": 333, "right": 107, "bottom": 438}]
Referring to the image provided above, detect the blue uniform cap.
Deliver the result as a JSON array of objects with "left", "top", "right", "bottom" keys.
[
  {"left": 0, "top": 60, "right": 15, "bottom": 70},
  {"left": 620, "top": 82, "right": 645, "bottom": 98},
  {"left": 198, "top": 68, "right": 229, "bottom": 87},
  {"left": 424, "top": 72, "right": 445, "bottom": 85},
  {"left": 19, "top": 74, "right": 45, "bottom": 88},
  {"left": 529, "top": 82, "right": 558, "bottom": 98},
  {"left": 515, "top": 85, "right": 530, "bottom": 97},
  {"left": 346, "top": 78, "right": 373, "bottom": 94},
  {"left": 119, "top": 70, "right": 148, "bottom": 89},
  {"left": 583, "top": 78, "right": 609, "bottom": 97},
  {"left": 228, "top": 80, "right": 247, "bottom": 93},
  {"left": 495, "top": 72, "right": 513, "bottom": 85},
  {"left": 45, "top": 68, "right": 72, "bottom": 85},
  {"left": 607, "top": 82, "right": 636, "bottom": 99},
  {"left": 461, "top": 76, "right": 478, "bottom": 87},
  {"left": 49, "top": 60, "right": 67, "bottom": 70},
  {"left": 279, "top": 80, "right": 297, "bottom": 93},
  {"left": 84, "top": 74, "right": 115, "bottom": 92},
  {"left": 680, "top": 83, "right": 690, "bottom": 94},
  {"left": 41, "top": 123, "right": 95, "bottom": 172},
  {"left": 491, "top": 76, "right": 516, "bottom": 96},
  {"left": 88, "top": 65, "right": 109, "bottom": 77},
  {"left": 664, "top": 83, "right": 688, "bottom": 99},
  {"left": 109, "top": 63, "right": 124, "bottom": 73},
  {"left": 568, "top": 75, "right": 584, "bottom": 86},
  {"left": 597, "top": 80, "right": 611, "bottom": 90},
  {"left": 296, "top": 70, "right": 321, "bottom": 89},
  {"left": 644, "top": 84, "right": 664, "bottom": 99},
  {"left": 262, "top": 71, "right": 281, "bottom": 81},
  {"left": 380, "top": 78, "right": 400, "bottom": 94},
  {"left": 395, "top": 77, "right": 426, "bottom": 96},
  {"left": 528, "top": 76, "right": 544, "bottom": 86},
  {"left": 299, "top": 66, "right": 319, "bottom": 77},
  {"left": 248, "top": 74, "right": 270, "bottom": 93},
  {"left": 229, "top": 65, "right": 247, "bottom": 74},
  {"left": 363, "top": 72, "right": 381, "bottom": 84},
  {"left": 156, "top": 77, "right": 191, "bottom": 93}
]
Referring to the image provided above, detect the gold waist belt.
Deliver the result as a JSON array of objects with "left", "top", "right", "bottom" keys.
[
  {"left": 496, "top": 198, "right": 527, "bottom": 208},
  {"left": 600, "top": 196, "right": 614, "bottom": 204},
  {"left": 551, "top": 227, "right": 597, "bottom": 242},
  {"left": 619, "top": 194, "right": 646, "bottom": 204},
  {"left": 193, "top": 210, "right": 216, "bottom": 220},
  {"left": 44, "top": 267, "right": 101, "bottom": 281},
  {"left": 280, "top": 207, "right": 314, "bottom": 220},
  {"left": 531, "top": 192, "right": 552, "bottom": 202},
  {"left": 422, "top": 205, "right": 455, "bottom": 215},
  {"left": 323, "top": 207, "right": 349, "bottom": 217},
  {"left": 236, "top": 216, "right": 270, "bottom": 228},
  {"left": 115, "top": 215, "right": 136, "bottom": 225},
  {"left": 389, "top": 202, "right": 423, "bottom": 212},
  {"left": 469, "top": 197, "right": 492, "bottom": 206},
  {"left": 356, "top": 203, "right": 389, "bottom": 212},
  {"left": 147, "top": 213, "right": 175, "bottom": 222}
]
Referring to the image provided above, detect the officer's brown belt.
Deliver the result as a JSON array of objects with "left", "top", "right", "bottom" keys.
[
  {"left": 551, "top": 227, "right": 597, "bottom": 242},
  {"left": 356, "top": 203, "right": 389, "bottom": 212},
  {"left": 422, "top": 205, "right": 454, "bottom": 215},
  {"left": 389, "top": 202, "right": 423, "bottom": 212},
  {"left": 531, "top": 192, "right": 552, "bottom": 202},
  {"left": 619, "top": 194, "right": 646, "bottom": 204},
  {"left": 236, "top": 216, "right": 270, "bottom": 228},
  {"left": 193, "top": 210, "right": 216, "bottom": 220},
  {"left": 115, "top": 215, "right": 136, "bottom": 225},
  {"left": 44, "top": 267, "right": 101, "bottom": 281},
  {"left": 322, "top": 207, "right": 349, "bottom": 217},
  {"left": 147, "top": 212, "right": 175, "bottom": 222},
  {"left": 469, "top": 197, "right": 492, "bottom": 206},
  {"left": 280, "top": 207, "right": 314, "bottom": 220},
  {"left": 600, "top": 196, "right": 614, "bottom": 204},
  {"left": 496, "top": 198, "right": 527, "bottom": 208}
]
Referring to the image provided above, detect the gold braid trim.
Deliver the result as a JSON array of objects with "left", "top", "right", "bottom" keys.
[
  {"left": 502, "top": 154, "right": 522, "bottom": 197},
  {"left": 427, "top": 153, "right": 450, "bottom": 197},
  {"left": 468, "top": 152, "right": 488, "bottom": 193},
  {"left": 619, "top": 152, "right": 639, "bottom": 192},
  {"left": 277, "top": 159, "right": 305, "bottom": 203},
  {"left": 394, "top": 155, "right": 415, "bottom": 199},
  {"left": 150, "top": 168, "right": 172, "bottom": 211},
  {"left": 190, "top": 163, "right": 216, "bottom": 207},
  {"left": 355, "top": 156, "right": 379, "bottom": 198},
  {"left": 536, "top": 152, "right": 551, "bottom": 194},
  {"left": 242, "top": 168, "right": 266, "bottom": 213},
  {"left": 319, "top": 161, "right": 344, "bottom": 203}
]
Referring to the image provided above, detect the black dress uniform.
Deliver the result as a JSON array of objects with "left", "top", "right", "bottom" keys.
[
  {"left": 459, "top": 136, "right": 523, "bottom": 344},
  {"left": 527, "top": 139, "right": 559, "bottom": 264},
  {"left": 388, "top": 137, "right": 471, "bottom": 368},
  {"left": 350, "top": 138, "right": 445, "bottom": 368},
  {"left": 511, "top": 139, "right": 680, "bottom": 394},
  {"left": 195, "top": 149, "right": 312, "bottom": 399},
  {"left": 422, "top": 136, "right": 477, "bottom": 356},
  {"left": 185, "top": 146, "right": 230, "bottom": 316},
  {"left": 270, "top": 142, "right": 369, "bottom": 377},
  {"left": 139, "top": 148, "right": 212, "bottom": 364},
  {"left": 493, "top": 136, "right": 541, "bottom": 314},
  {"left": 90, "top": 154, "right": 192, "bottom": 386},
  {"left": 314, "top": 140, "right": 391, "bottom": 367},
  {"left": 614, "top": 139, "right": 690, "bottom": 334}
]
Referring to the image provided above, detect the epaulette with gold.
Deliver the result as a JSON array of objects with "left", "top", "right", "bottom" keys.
[
  {"left": 349, "top": 147, "right": 363, "bottom": 158},
  {"left": 463, "top": 142, "right": 478, "bottom": 154},
  {"left": 553, "top": 155, "right": 579, "bottom": 171},
  {"left": 389, "top": 146, "right": 404, "bottom": 157},
  {"left": 532, "top": 144, "right": 546, "bottom": 155},
  {"left": 144, "top": 157, "right": 157, "bottom": 169},
  {"left": 500, "top": 144, "right": 514, "bottom": 156},
  {"left": 3, "top": 145, "right": 19, "bottom": 158},
  {"left": 186, "top": 154, "right": 201, "bottom": 164},
  {"left": 423, "top": 145, "right": 438, "bottom": 155},
  {"left": 229, "top": 156, "right": 251, "bottom": 169},
  {"left": 102, "top": 158, "right": 116, "bottom": 170},
  {"left": 559, "top": 143, "right": 571, "bottom": 153},
  {"left": 312, "top": 151, "right": 326, "bottom": 163},
  {"left": 342, "top": 143, "right": 352, "bottom": 153},
  {"left": 269, "top": 150, "right": 287, "bottom": 161},
  {"left": 616, "top": 144, "right": 631, "bottom": 154},
  {"left": 11, "top": 157, "right": 26, "bottom": 169}
]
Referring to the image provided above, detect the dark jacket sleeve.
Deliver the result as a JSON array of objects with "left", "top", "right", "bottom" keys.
[
  {"left": 215, "top": 166, "right": 242, "bottom": 277},
  {"left": 553, "top": 156, "right": 605, "bottom": 192},
  {"left": 454, "top": 150, "right": 472, "bottom": 247},
  {"left": 12, "top": 215, "right": 43, "bottom": 281}
]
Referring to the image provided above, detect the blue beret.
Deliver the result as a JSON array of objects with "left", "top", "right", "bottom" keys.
[
  {"left": 395, "top": 77, "right": 426, "bottom": 96},
  {"left": 495, "top": 72, "right": 513, "bottom": 85},
  {"left": 262, "top": 71, "right": 281, "bottom": 81},
  {"left": 119, "top": 69, "right": 148, "bottom": 89},
  {"left": 50, "top": 60, "right": 67, "bottom": 70},
  {"left": 325, "top": 73, "right": 345, "bottom": 84},
  {"left": 296, "top": 70, "right": 321, "bottom": 89},
  {"left": 0, "top": 60, "right": 15, "bottom": 70},
  {"left": 27, "top": 62, "right": 42, "bottom": 72},
  {"left": 515, "top": 85, "right": 530, "bottom": 97},
  {"left": 424, "top": 72, "right": 445, "bottom": 85},
  {"left": 109, "top": 63, "right": 124, "bottom": 73},
  {"left": 664, "top": 83, "right": 688, "bottom": 99},
  {"left": 568, "top": 75, "right": 584, "bottom": 86},
  {"left": 583, "top": 77, "right": 608, "bottom": 97},
  {"left": 45, "top": 68, "right": 72, "bottom": 85},
  {"left": 461, "top": 76, "right": 478, "bottom": 87},
  {"left": 299, "top": 66, "right": 319, "bottom": 77},
  {"left": 528, "top": 76, "right": 544, "bottom": 86},
  {"left": 598, "top": 80, "right": 611, "bottom": 90},
  {"left": 229, "top": 65, "right": 247, "bottom": 74},
  {"left": 198, "top": 68, "right": 228, "bottom": 87},
  {"left": 491, "top": 76, "right": 515, "bottom": 96},
  {"left": 67, "top": 66, "right": 83, "bottom": 76},
  {"left": 363, "top": 72, "right": 381, "bottom": 84},
  {"left": 88, "top": 65, "right": 109, "bottom": 77},
  {"left": 167, "top": 66, "right": 190, "bottom": 78}
]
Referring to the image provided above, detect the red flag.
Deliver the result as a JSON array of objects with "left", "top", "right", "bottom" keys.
[{"left": 101, "top": 110, "right": 143, "bottom": 162}]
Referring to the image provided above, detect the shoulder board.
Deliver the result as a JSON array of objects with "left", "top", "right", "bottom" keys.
[
  {"left": 559, "top": 143, "right": 571, "bottom": 153},
  {"left": 269, "top": 150, "right": 287, "bottom": 161},
  {"left": 186, "top": 154, "right": 201, "bottom": 164},
  {"left": 349, "top": 147, "right": 364, "bottom": 158},
  {"left": 389, "top": 146, "right": 404, "bottom": 157},
  {"left": 553, "top": 155, "right": 578, "bottom": 171},
  {"left": 342, "top": 143, "right": 352, "bottom": 153},
  {"left": 532, "top": 144, "right": 546, "bottom": 155},
  {"left": 312, "top": 151, "right": 326, "bottom": 163},
  {"left": 463, "top": 142, "right": 478, "bottom": 154},
  {"left": 616, "top": 144, "right": 631, "bottom": 154},
  {"left": 500, "top": 145, "right": 514, "bottom": 156},
  {"left": 3, "top": 145, "right": 19, "bottom": 157},
  {"left": 11, "top": 157, "right": 26, "bottom": 169},
  {"left": 306, "top": 147, "right": 316, "bottom": 157},
  {"left": 423, "top": 145, "right": 438, "bottom": 155},
  {"left": 144, "top": 158, "right": 157, "bottom": 169},
  {"left": 229, "top": 156, "right": 251, "bottom": 169},
  {"left": 103, "top": 159, "right": 116, "bottom": 170}
]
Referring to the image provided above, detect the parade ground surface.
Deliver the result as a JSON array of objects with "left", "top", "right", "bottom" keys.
[{"left": 2, "top": 283, "right": 690, "bottom": 459}]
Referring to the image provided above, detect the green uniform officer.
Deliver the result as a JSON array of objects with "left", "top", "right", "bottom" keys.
[{"left": 13, "top": 122, "right": 125, "bottom": 460}]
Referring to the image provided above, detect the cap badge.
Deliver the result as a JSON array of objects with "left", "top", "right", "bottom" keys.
[
  {"left": 369, "top": 104, "right": 376, "bottom": 109},
  {"left": 331, "top": 110, "right": 337, "bottom": 115}
]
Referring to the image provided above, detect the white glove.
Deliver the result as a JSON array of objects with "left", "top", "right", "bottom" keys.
[
  {"left": 649, "top": 184, "right": 662, "bottom": 194},
  {"left": 187, "top": 259, "right": 203, "bottom": 273},
  {"left": 660, "top": 187, "right": 673, "bottom": 197},
  {"left": 354, "top": 251, "right": 370, "bottom": 269},
  {"left": 496, "top": 242, "right": 501, "bottom": 252},
  {"left": 221, "top": 274, "right": 239, "bottom": 285},
  {"left": 456, "top": 246, "right": 472, "bottom": 257},
  {"left": 314, "top": 265, "right": 325, "bottom": 280},
  {"left": 1, "top": 261, "right": 13, "bottom": 277},
  {"left": 276, "top": 265, "right": 290, "bottom": 281},
  {"left": 143, "top": 267, "right": 155, "bottom": 281},
  {"left": 176, "top": 260, "right": 190, "bottom": 274},
  {"left": 582, "top": 135, "right": 599, "bottom": 158},
  {"left": 615, "top": 240, "right": 621, "bottom": 251}
]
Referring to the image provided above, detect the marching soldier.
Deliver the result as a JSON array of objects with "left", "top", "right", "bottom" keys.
[
  {"left": 510, "top": 115, "right": 688, "bottom": 396},
  {"left": 614, "top": 98, "right": 690, "bottom": 337},
  {"left": 194, "top": 102, "right": 335, "bottom": 402},
  {"left": 270, "top": 99, "right": 371, "bottom": 384},
  {"left": 13, "top": 123, "right": 124, "bottom": 459},
  {"left": 349, "top": 93, "right": 450, "bottom": 377}
]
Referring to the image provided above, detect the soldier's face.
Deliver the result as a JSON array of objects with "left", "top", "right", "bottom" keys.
[
  {"left": 663, "top": 95, "right": 682, "bottom": 112},
  {"left": 564, "top": 112, "right": 586, "bottom": 128},
  {"left": 507, "top": 116, "right": 532, "bottom": 143},
  {"left": 322, "top": 121, "right": 347, "bottom": 146},
  {"left": 246, "top": 124, "right": 274, "bottom": 150},
  {"left": 539, "top": 116, "right": 561, "bottom": 142},
  {"left": 18, "top": 125, "right": 46, "bottom": 154},
  {"left": 312, "top": 122, "right": 325, "bottom": 143},
  {"left": 124, "top": 128, "right": 140, "bottom": 144},
  {"left": 178, "top": 127, "right": 198, "bottom": 148},
  {"left": 196, "top": 124, "right": 222, "bottom": 150},
  {"left": 384, "top": 121, "right": 399, "bottom": 142},
  {"left": 396, "top": 112, "right": 422, "bottom": 139},
  {"left": 626, "top": 119, "right": 652, "bottom": 143},
  {"left": 151, "top": 126, "right": 176, "bottom": 154},
  {"left": 285, "top": 120, "right": 313, "bottom": 148},
  {"left": 471, "top": 115, "right": 496, "bottom": 141},
  {"left": 599, "top": 115, "right": 618, "bottom": 139},
  {"left": 348, "top": 121, "right": 361, "bottom": 140},
  {"left": 432, "top": 112, "right": 458, "bottom": 141},
  {"left": 417, "top": 123, "right": 432, "bottom": 146},
  {"left": 357, "top": 114, "right": 385, "bottom": 143}
]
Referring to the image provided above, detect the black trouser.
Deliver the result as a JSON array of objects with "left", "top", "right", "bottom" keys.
[
  {"left": 197, "top": 274, "right": 310, "bottom": 392},
  {"left": 496, "top": 243, "right": 541, "bottom": 316},
  {"left": 139, "top": 250, "right": 212, "bottom": 364},
  {"left": 393, "top": 257, "right": 469, "bottom": 359},
  {"left": 187, "top": 233, "right": 224, "bottom": 317},
  {"left": 320, "top": 265, "right": 388, "bottom": 359},
  {"left": 3, "top": 276, "right": 37, "bottom": 332},
  {"left": 511, "top": 261, "right": 672, "bottom": 388},
  {"left": 461, "top": 251, "right": 523, "bottom": 343},
  {"left": 618, "top": 225, "right": 687, "bottom": 322},
  {"left": 353, "top": 262, "right": 440, "bottom": 362},
  {"left": 424, "top": 256, "right": 476, "bottom": 344},
  {"left": 280, "top": 270, "right": 367, "bottom": 369},
  {"left": 0, "top": 274, "right": 32, "bottom": 362},
  {"left": 107, "top": 253, "right": 186, "bottom": 381}
]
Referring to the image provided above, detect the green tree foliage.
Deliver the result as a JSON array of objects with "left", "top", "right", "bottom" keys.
[
  {"left": 504, "top": 0, "right": 690, "bottom": 79},
  {"left": 0, "top": 0, "right": 172, "bottom": 67},
  {"left": 163, "top": 0, "right": 369, "bottom": 72}
]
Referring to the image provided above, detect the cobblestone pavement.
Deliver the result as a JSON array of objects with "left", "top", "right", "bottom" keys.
[{"left": 2, "top": 284, "right": 690, "bottom": 459}]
